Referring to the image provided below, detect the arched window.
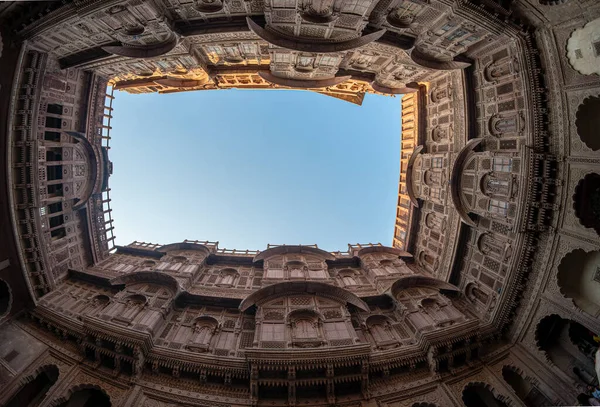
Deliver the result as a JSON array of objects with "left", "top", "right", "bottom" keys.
[
  {"left": 502, "top": 366, "right": 552, "bottom": 407},
  {"left": 218, "top": 269, "right": 238, "bottom": 286},
  {"left": 484, "top": 58, "right": 516, "bottom": 82},
  {"left": 536, "top": 315, "right": 597, "bottom": 383},
  {"left": 122, "top": 294, "right": 146, "bottom": 320},
  {"left": 481, "top": 174, "right": 511, "bottom": 198},
  {"left": 477, "top": 233, "right": 505, "bottom": 258},
  {"left": 338, "top": 270, "right": 357, "bottom": 287},
  {"left": 366, "top": 316, "right": 395, "bottom": 346},
  {"left": 424, "top": 170, "right": 441, "bottom": 186},
  {"left": 0, "top": 279, "right": 12, "bottom": 318},
  {"left": 576, "top": 96, "right": 600, "bottom": 150},
  {"left": 288, "top": 310, "right": 323, "bottom": 347},
  {"left": 286, "top": 261, "right": 307, "bottom": 279},
  {"left": 573, "top": 173, "right": 600, "bottom": 235},
  {"left": 5, "top": 365, "right": 59, "bottom": 407},
  {"left": 294, "top": 319, "right": 318, "bottom": 339},
  {"left": 55, "top": 387, "right": 111, "bottom": 407},
  {"left": 466, "top": 283, "right": 489, "bottom": 305},
  {"left": 489, "top": 114, "right": 520, "bottom": 137},
  {"left": 557, "top": 249, "right": 600, "bottom": 316},
  {"left": 462, "top": 383, "right": 508, "bottom": 407},
  {"left": 188, "top": 317, "right": 218, "bottom": 351}
]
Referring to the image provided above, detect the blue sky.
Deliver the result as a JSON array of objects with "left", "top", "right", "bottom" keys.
[{"left": 108, "top": 88, "right": 401, "bottom": 252}]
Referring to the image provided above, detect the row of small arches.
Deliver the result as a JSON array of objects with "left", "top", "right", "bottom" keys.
[
  {"left": 4, "top": 365, "right": 110, "bottom": 407},
  {"left": 4, "top": 364, "right": 548, "bottom": 407}
]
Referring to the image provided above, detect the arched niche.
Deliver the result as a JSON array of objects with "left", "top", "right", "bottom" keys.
[
  {"left": 5, "top": 365, "right": 59, "bottom": 407},
  {"left": 488, "top": 113, "right": 524, "bottom": 137},
  {"left": 535, "top": 315, "right": 597, "bottom": 384},
  {"left": 285, "top": 261, "right": 307, "bottom": 279},
  {"left": 480, "top": 173, "right": 512, "bottom": 199},
  {"left": 288, "top": 309, "right": 324, "bottom": 347},
  {"left": 576, "top": 96, "right": 600, "bottom": 151},
  {"left": 239, "top": 281, "right": 369, "bottom": 312},
  {"left": 462, "top": 383, "right": 508, "bottom": 407},
  {"left": 53, "top": 385, "right": 111, "bottom": 407},
  {"left": 450, "top": 138, "right": 484, "bottom": 226},
  {"left": 217, "top": 268, "right": 239, "bottom": 286},
  {"left": 573, "top": 173, "right": 600, "bottom": 235},
  {"left": 187, "top": 316, "right": 219, "bottom": 352},
  {"left": 338, "top": 269, "right": 358, "bottom": 287},
  {"left": 484, "top": 57, "right": 518, "bottom": 83},
  {"left": 557, "top": 249, "right": 600, "bottom": 317},
  {"left": 502, "top": 365, "right": 552, "bottom": 407},
  {"left": 365, "top": 315, "right": 397, "bottom": 348},
  {"left": 0, "top": 279, "right": 12, "bottom": 318},
  {"left": 465, "top": 282, "right": 490, "bottom": 306}
]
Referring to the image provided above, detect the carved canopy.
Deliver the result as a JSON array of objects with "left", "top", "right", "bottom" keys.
[
  {"left": 389, "top": 275, "right": 460, "bottom": 298},
  {"left": 450, "top": 138, "right": 484, "bottom": 227},
  {"left": 239, "top": 281, "right": 369, "bottom": 312},
  {"left": 254, "top": 245, "right": 335, "bottom": 262}
]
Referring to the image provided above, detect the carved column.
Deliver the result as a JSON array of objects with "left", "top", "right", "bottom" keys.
[
  {"left": 288, "top": 365, "right": 296, "bottom": 407},
  {"left": 326, "top": 364, "right": 335, "bottom": 405}
]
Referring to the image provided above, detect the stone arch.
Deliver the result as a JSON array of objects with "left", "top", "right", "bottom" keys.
[
  {"left": 557, "top": 249, "right": 600, "bottom": 317},
  {"left": 535, "top": 314, "right": 597, "bottom": 384},
  {"left": 5, "top": 364, "right": 59, "bottom": 407},
  {"left": 0, "top": 279, "right": 12, "bottom": 318},
  {"left": 462, "top": 382, "right": 508, "bottom": 407},
  {"left": 575, "top": 96, "right": 600, "bottom": 150},
  {"left": 573, "top": 172, "right": 600, "bottom": 234},
  {"left": 502, "top": 365, "right": 552, "bottom": 407},
  {"left": 50, "top": 384, "right": 111, "bottom": 407}
]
